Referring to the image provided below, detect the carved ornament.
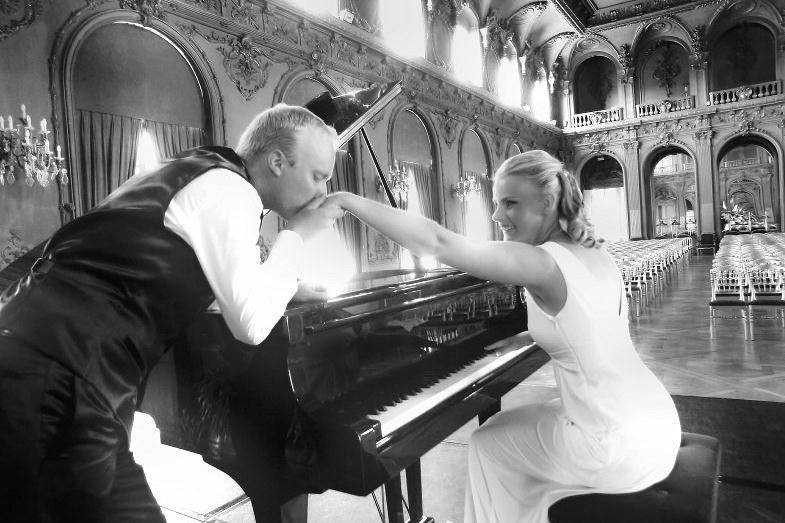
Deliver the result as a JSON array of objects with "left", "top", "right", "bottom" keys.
[
  {"left": 219, "top": 36, "right": 272, "bottom": 99},
  {"left": 0, "top": 0, "right": 44, "bottom": 41},
  {"left": 693, "top": 129, "right": 714, "bottom": 142},
  {"left": 432, "top": 109, "right": 462, "bottom": 148},
  {"left": 689, "top": 25, "right": 707, "bottom": 70},
  {"left": 120, "top": 0, "right": 164, "bottom": 24},
  {"left": 618, "top": 43, "right": 634, "bottom": 83},
  {"left": 485, "top": 8, "right": 514, "bottom": 58},
  {"left": 654, "top": 121, "right": 683, "bottom": 143}
]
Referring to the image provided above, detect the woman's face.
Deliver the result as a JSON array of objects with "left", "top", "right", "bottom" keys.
[{"left": 491, "top": 174, "right": 555, "bottom": 244}]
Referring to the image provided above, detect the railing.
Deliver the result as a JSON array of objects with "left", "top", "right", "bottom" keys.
[
  {"left": 653, "top": 162, "right": 694, "bottom": 175},
  {"left": 635, "top": 96, "right": 695, "bottom": 118},
  {"left": 570, "top": 107, "right": 624, "bottom": 128},
  {"left": 708, "top": 80, "right": 783, "bottom": 106},
  {"left": 720, "top": 158, "right": 763, "bottom": 168}
]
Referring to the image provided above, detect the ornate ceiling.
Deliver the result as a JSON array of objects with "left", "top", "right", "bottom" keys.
[{"left": 473, "top": 0, "right": 699, "bottom": 48}]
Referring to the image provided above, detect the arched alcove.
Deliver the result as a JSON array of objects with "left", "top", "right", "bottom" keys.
[
  {"left": 65, "top": 20, "right": 212, "bottom": 216},
  {"left": 573, "top": 56, "right": 619, "bottom": 113},
  {"left": 644, "top": 147, "right": 697, "bottom": 237},
  {"left": 636, "top": 40, "right": 691, "bottom": 104},
  {"left": 460, "top": 128, "right": 493, "bottom": 240},
  {"left": 579, "top": 154, "right": 628, "bottom": 241},
  {"left": 709, "top": 23, "right": 776, "bottom": 91},
  {"left": 452, "top": 7, "right": 483, "bottom": 87},
  {"left": 390, "top": 108, "right": 439, "bottom": 221},
  {"left": 717, "top": 137, "right": 780, "bottom": 232}
]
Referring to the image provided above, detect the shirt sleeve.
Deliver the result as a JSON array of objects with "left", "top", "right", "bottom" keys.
[{"left": 164, "top": 168, "right": 304, "bottom": 345}]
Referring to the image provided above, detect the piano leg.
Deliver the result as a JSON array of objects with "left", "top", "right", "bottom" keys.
[
  {"left": 477, "top": 400, "right": 501, "bottom": 426},
  {"left": 384, "top": 475, "right": 406, "bottom": 523},
  {"left": 404, "top": 462, "right": 435, "bottom": 523}
]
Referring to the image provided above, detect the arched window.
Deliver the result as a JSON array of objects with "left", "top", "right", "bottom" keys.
[
  {"left": 710, "top": 23, "right": 775, "bottom": 91},
  {"left": 574, "top": 56, "right": 619, "bottom": 113},
  {"left": 531, "top": 64, "right": 552, "bottom": 122},
  {"left": 380, "top": 0, "right": 426, "bottom": 58},
  {"left": 452, "top": 9, "right": 483, "bottom": 87},
  {"left": 581, "top": 155, "right": 628, "bottom": 241},
  {"left": 497, "top": 42, "right": 522, "bottom": 107},
  {"left": 71, "top": 22, "right": 207, "bottom": 214},
  {"left": 392, "top": 109, "right": 439, "bottom": 269},
  {"left": 461, "top": 129, "right": 493, "bottom": 240}
]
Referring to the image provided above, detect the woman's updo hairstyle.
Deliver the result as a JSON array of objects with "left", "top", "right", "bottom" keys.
[{"left": 496, "top": 149, "right": 603, "bottom": 248}]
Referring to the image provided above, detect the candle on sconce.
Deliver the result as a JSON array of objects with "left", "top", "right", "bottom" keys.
[
  {"left": 21, "top": 104, "right": 26, "bottom": 119},
  {"left": 0, "top": 118, "right": 4, "bottom": 131},
  {"left": 40, "top": 118, "right": 47, "bottom": 133},
  {"left": 7, "top": 116, "right": 12, "bottom": 129},
  {"left": 26, "top": 115, "right": 32, "bottom": 127},
  {"left": 57, "top": 145, "right": 62, "bottom": 158}
]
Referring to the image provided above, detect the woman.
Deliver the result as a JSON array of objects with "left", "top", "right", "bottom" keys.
[{"left": 327, "top": 150, "right": 681, "bottom": 523}]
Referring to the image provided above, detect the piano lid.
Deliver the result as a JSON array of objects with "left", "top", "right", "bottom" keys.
[{"left": 305, "top": 81, "right": 402, "bottom": 148}]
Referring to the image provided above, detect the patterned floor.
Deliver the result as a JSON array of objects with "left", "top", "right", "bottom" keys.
[{"left": 307, "top": 253, "right": 785, "bottom": 522}]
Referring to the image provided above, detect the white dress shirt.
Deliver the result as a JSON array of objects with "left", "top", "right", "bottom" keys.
[{"left": 163, "top": 168, "right": 303, "bottom": 345}]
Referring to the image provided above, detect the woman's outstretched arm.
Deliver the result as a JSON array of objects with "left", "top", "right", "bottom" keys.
[{"left": 327, "top": 192, "right": 564, "bottom": 299}]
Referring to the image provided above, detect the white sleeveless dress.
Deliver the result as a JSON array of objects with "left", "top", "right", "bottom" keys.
[{"left": 464, "top": 241, "right": 681, "bottom": 523}]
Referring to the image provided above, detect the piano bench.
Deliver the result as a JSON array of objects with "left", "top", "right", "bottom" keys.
[{"left": 549, "top": 432, "right": 721, "bottom": 523}]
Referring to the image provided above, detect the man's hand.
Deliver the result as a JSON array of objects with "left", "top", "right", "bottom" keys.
[
  {"left": 286, "top": 195, "right": 345, "bottom": 241},
  {"left": 485, "top": 331, "right": 534, "bottom": 357},
  {"left": 292, "top": 280, "right": 331, "bottom": 302}
]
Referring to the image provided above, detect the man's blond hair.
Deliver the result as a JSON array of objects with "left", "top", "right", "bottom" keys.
[{"left": 236, "top": 103, "right": 337, "bottom": 165}]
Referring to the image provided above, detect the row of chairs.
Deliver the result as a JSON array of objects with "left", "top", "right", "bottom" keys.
[
  {"left": 606, "top": 237, "right": 694, "bottom": 316},
  {"left": 709, "top": 233, "right": 785, "bottom": 303}
]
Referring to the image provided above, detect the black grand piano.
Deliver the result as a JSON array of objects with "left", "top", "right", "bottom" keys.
[{"left": 0, "top": 83, "right": 549, "bottom": 523}]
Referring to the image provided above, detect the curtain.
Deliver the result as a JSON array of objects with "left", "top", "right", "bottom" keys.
[
  {"left": 583, "top": 187, "right": 629, "bottom": 241},
  {"left": 146, "top": 120, "right": 206, "bottom": 161},
  {"left": 477, "top": 173, "right": 498, "bottom": 240},
  {"left": 328, "top": 148, "right": 362, "bottom": 268},
  {"left": 399, "top": 160, "right": 438, "bottom": 221},
  {"left": 75, "top": 109, "right": 142, "bottom": 214}
]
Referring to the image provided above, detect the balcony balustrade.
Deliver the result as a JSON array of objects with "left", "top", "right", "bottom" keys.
[
  {"left": 635, "top": 96, "right": 695, "bottom": 118},
  {"left": 708, "top": 80, "right": 783, "bottom": 106},
  {"left": 570, "top": 107, "right": 624, "bottom": 128}
]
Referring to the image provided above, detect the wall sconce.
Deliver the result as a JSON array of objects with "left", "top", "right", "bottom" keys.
[
  {"left": 452, "top": 171, "right": 482, "bottom": 201},
  {"left": 376, "top": 161, "right": 411, "bottom": 203},
  {"left": 0, "top": 104, "right": 68, "bottom": 190}
]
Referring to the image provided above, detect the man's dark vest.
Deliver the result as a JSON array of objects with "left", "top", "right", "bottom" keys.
[{"left": 0, "top": 146, "right": 250, "bottom": 433}]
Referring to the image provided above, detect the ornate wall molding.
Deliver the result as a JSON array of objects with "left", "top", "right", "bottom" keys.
[
  {"left": 166, "top": 0, "right": 560, "bottom": 141},
  {"left": 0, "top": 0, "right": 44, "bottom": 41},
  {"left": 119, "top": 0, "right": 164, "bottom": 24}
]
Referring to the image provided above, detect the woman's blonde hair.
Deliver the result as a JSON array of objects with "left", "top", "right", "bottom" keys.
[{"left": 496, "top": 149, "right": 603, "bottom": 248}]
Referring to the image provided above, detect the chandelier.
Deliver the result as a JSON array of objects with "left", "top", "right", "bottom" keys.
[
  {"left": 378, "top": 161, "right": 412, "bottom": 204},
  {"left": 0, "top": 104, "right": 69, "bottom": 190},
  {"left": 452, "top": 171, "right": 482, "bottom": 201}
]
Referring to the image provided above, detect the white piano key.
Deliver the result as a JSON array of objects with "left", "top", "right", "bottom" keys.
[{"left": 368, "top": 343, "right": 538, "bottom": 438}]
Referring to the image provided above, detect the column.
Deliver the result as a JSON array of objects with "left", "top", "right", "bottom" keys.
[
  {"left": 694, "top": 129, "right": 716, "bottom": 236},
  {"left": 623, "top": 140, "right": 643, "bottom": 238}
]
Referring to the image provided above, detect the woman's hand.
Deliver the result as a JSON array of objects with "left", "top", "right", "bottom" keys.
[
  {"left": 485, "top": 331, "right": 534, "bottom": 357},
  {"left": 325, "top": 191, "right": 352, "bottom": 212}
]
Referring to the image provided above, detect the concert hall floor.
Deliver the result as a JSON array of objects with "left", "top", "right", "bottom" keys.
[{"left": 307, "top": 254, "right": 785, "bottom": 522}]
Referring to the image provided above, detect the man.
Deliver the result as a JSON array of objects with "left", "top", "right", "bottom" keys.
[{"left": 0, "top": 104, "right": 343, "bottom": 522}]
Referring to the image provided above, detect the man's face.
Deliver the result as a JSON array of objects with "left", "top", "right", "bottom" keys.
[{"left": 276, "top": 127, "right": 336, "bottom": 219}]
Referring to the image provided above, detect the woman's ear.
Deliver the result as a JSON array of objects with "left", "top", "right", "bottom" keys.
[{"left": 542, "top": 192, "right": 557, "bottom": 213}]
